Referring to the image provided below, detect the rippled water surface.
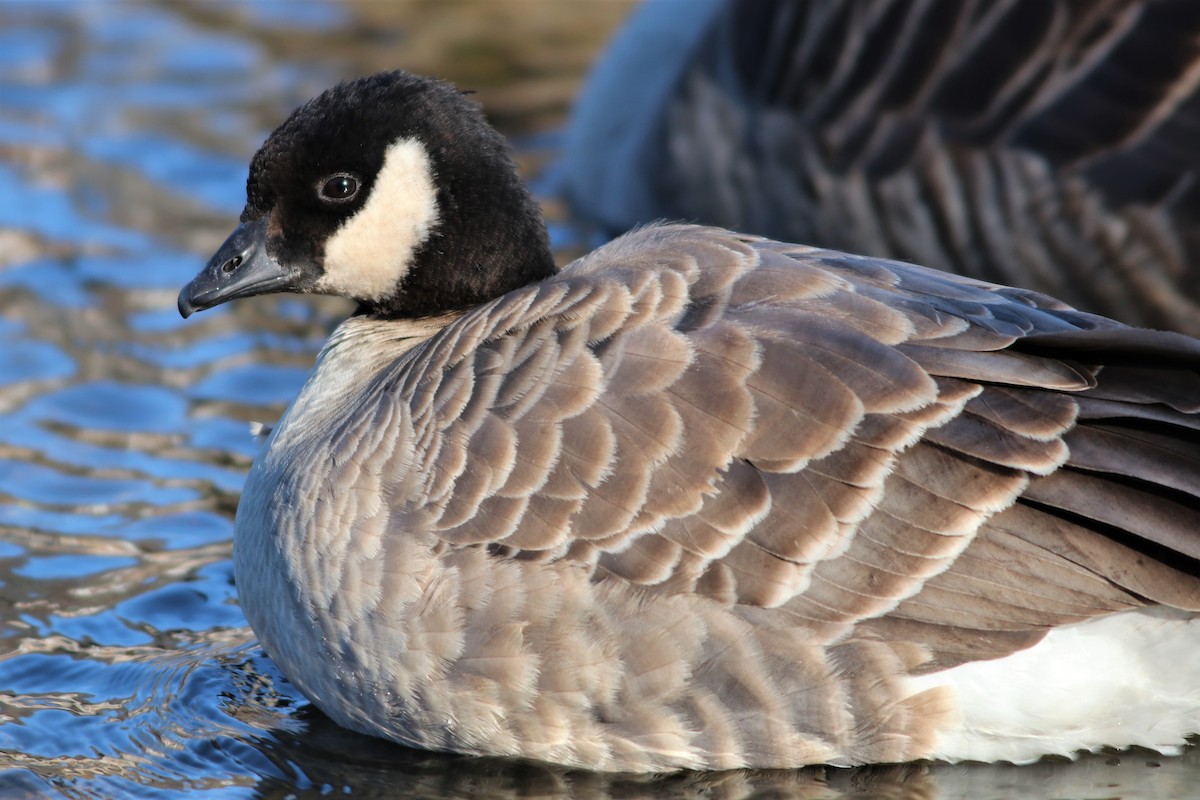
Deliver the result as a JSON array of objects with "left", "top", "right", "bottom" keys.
[{"left": 0, "top": 2, "right": 1197, "bottom": 797}]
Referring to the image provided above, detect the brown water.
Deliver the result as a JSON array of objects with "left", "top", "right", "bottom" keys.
[{"left": 0, "top": 1, "right": 1195, "bottom": 797}]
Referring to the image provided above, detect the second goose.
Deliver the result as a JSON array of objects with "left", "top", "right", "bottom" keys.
[{"left": 563, "top": 0, "right": 1200, "bottom": 334}]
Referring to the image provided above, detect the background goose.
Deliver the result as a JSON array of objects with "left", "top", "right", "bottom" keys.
[
  {"left": 561, "top": 0, "right": 1200, "bottom": 335},
  {"left": 179, "top": 70, "right": 1200, "bottom": 773}
]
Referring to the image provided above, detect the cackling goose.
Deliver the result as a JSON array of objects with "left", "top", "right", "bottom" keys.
[{"left": 179, "top": 70, "right": 1200, "bottom": 773}]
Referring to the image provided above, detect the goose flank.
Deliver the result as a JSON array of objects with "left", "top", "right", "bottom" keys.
[{"left": 179, "top": 70, "right": 1200, "bottom": 773}]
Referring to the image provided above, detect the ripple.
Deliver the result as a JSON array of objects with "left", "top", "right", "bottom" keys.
[
  {"left": 189, "top": 364, "right": 309, "bottom": 406},
  {"left": 15, "top": 554, "right": 139, "bottom": 580},
  {"left": 79, "top": 137, "right": 247, "bottom": 212},
  {"left": 0, "top": 162, "right": 149, "bottom": 252},
  {"left": 185, "top": 417, "right": 269, "bottom": 461},
  {"left": 0, "top": 459, "right": 197, "bottom": 508},
  {"left": 0, "top": 257, "right": 91, "bottom": 308},
  {"left": 0, "top": 21, "right": 59, "bottom": 79},
  {"left": 121, "top": 333, "right": 251, "bottom": 368},
  {"left": 0, "top": 505, "right": 124, "bottom": 536},
  {"left": 0, "top": 630, "right": 296, "bottom": 797},
  {"left": 77, "top": 250, "right": 204, "bottom": 291},
  {"left": 111, "top": 511, "right": 232, "bottom": 551},
  {"left": 117, "top": 582, "right": 242, "bottom": 634},
  {"left": 28, "top": 382, "right": 186, "bottom": 434},
  {"left": 0, "top": 412, "right": 244, "bottom": 495},
  {"left": 0, "top": 339, "right": 74, "bottom": 385}
]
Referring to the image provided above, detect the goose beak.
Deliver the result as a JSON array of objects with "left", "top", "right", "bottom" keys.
[{"left": 178, "top": 217, "right": 291, "bottom": 317}]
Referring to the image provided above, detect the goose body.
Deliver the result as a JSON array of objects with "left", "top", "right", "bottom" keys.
[
  {"left": 180, "top": 71, "right": 1200, "bottom": 772},
  {"left": 563, "top": 0, "right": 1200, "bottom": 334}
]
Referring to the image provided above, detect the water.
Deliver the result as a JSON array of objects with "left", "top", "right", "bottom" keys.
[{"left": 0, "top": 1, "right": 1196, "bottom": 797}]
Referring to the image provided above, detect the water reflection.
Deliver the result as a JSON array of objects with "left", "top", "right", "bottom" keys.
[{"left": 0, "top": 0, "right": 1194, "bottom": 797}]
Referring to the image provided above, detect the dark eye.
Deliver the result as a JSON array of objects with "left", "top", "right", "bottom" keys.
[{"left": 318, "top": 173, "right": 359, "bottom": 202}]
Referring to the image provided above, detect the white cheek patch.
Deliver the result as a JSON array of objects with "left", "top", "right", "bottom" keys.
[{"left": 318, "top": 137, "right": 440, "bottom": 301}]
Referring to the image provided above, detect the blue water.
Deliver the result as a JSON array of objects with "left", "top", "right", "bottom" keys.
[{"left": 0, "top": 2, "right": 1195, "bottom": 797}]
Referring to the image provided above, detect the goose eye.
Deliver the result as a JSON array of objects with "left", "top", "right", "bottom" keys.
[{"left": 319, "top": 174, "right": 359, "bottom": 202}]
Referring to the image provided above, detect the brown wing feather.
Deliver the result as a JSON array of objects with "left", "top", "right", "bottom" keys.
[{"left": 387, "top": 222, "right": 1199, "bottom": 701}]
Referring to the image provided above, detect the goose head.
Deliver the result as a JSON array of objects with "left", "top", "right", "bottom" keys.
[{"left": 178, "top": 71, "right": 556, "bottom": 319}]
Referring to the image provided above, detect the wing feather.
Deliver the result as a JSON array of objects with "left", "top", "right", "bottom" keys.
[{"left": 367, "top": 223, "right": 1200, "bottom": 686}]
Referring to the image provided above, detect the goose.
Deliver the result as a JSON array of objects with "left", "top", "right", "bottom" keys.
[
  {"left": 178, "top": 70, "right": 1200, "bottom": 773},
  {"left": 562, "top": 0, "right": 1200, "bottom": 335}
]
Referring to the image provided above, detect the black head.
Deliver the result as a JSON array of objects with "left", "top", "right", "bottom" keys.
[{"left": 178, "top": 71, "right": 556, "bottom": 318}]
